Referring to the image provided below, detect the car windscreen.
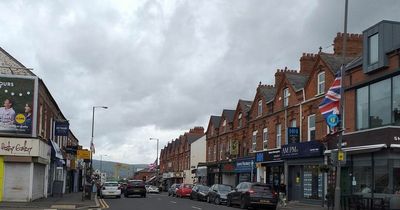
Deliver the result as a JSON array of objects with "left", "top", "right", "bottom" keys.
[
  {"left": 183, "top": 184, "right": 193, "bottom": 188},
  {"left": 198, "top": 186, "right": 209, "bottom": 191},
  {"left": 252, "top": 184, "right": 272, "bottom": 192},
  {"left": 104, "top": 183, "right": 118, "bottom": 187},
  {"left": 218, "top": 185, "right": 232, "bottom": 192}
]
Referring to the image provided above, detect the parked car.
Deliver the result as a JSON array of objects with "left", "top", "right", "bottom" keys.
[
  {"left": 147, "top": 185, "right": 160, "bottom": 193},
  {"left": 120, "top": 183, "right": 128, "bottom": 194},
  {"left": 207, "top": 184, "right": 232, "bottom": 205},
  {"left": 168, "top": 183, "right": 181, "bottom": 197},
  {"left": 227, "top": 182, "right": 278, "bottom": 210},
  {"left": 176, "top": 184, "right": 193, "bottom": 198},
  {"left": 124, "top": 180, "right": 147, "bottom": 198},
  {"left": 100, "top": 181, "right": 121, "bottom": 198},
  {"left": 190, "top": 185, "right": 209, "bottom": 201}
]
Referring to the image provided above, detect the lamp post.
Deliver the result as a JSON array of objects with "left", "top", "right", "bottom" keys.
[
  {"left": 100, "top": 154, "right": 108, "bottom": 173},
  {"left": 90, "top": 106, "right": 108, "bottom": 177}
]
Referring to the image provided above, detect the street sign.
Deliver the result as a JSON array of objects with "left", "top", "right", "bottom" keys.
[
  {"left": 338, "top": 150, "right": 345, "bottom": 161},
  {"left": 331, "top": 150, "right": 346, "bottom": 165},
  {"left": 77, "top": 149, "right": 91, "bottom": 160}
]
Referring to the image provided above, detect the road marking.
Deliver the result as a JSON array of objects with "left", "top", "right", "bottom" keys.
[
  {"left": 99, "top": 198, "right": 110, "bottom": 209},
  {"left": 170, "top": 201, "right": 177, "bottom": 204},
  {"left": 157, "top": 198, "right": 162, "bottom": 200},
  {"left": 192, "top": 206, "right": 202, "bottom": 210}
]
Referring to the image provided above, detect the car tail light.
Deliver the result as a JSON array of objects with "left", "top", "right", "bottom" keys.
[
  {"left": 273, "top": 191, "right": 278, "bottom": 198},
  {"left": 248, "top": 189, "right": 255, "bottom": 194}
]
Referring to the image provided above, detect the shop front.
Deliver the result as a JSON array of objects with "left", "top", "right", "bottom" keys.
[
  {"left": 162, "top": 172, "right": 184, "bottom": 190},
  {"left": 0, "top": 137, "right": 50, "bottom": 202},
  {"left": 235, "top": 157, "right": 256, "bottom": 184},
  {"left": 220, "top": 161, "right": 236, "bottom": 186},
  {"left": 195, "top": 166, "right": 207, "bottom": 185},
  {"left": 255, "top": 149, "right": 284, "bottom": 191},
  {"left": 282, "top": 141, "right": 325, "bottom": 205},
  {"left": 48, "top": 140, "right": 66, "bottom": 196},
  {"left": 207, "top": 163, "right": 220, "bottom": 186}
]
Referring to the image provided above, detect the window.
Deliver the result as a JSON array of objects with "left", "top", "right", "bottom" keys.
[
  {"left": 283, "top": 88, "right": 289, "bottom": 107},
  {"left": 263, "top": 128, "right": 268, "bottom": 150},
  {"left": 393, "top": 75, "right": 400, "bottom": 125},
  {"left": 276, "top": 124, "right": 281, "bottom": 148},
  {"left": 370, "top": 79, "right": 391, "bottom": 127},
  {"left": 291, "top": 119, "right": 297, "bottom": 127},
  {"left": 238, "top": 113, "right": 243, "bottom": 128},
  {"left": 357, "top": 86, "right": 369, "bottom": 130},
  {"left": 213, "top": 144, "right": 217, "bottom": 161},
  {"left": 252, "top": 131, "right": 257, "bottom": 151},
  {"left": 308, "top": 115, "right": 316, "bottom": 141},
  {"left": 223, "top": 119, "right": 227, "bottom": 132},
  {"left": 368, "top": 33, "right": 379, "bottom": 65},
  {"left": 258, "top": 100, "right": 263, "bottom": 117},
  {"left": 220, "top": 143, "right": 224, "bottom": 160},
  {"left": 317, "top": 72, "right": 325, "bottom": 95}
]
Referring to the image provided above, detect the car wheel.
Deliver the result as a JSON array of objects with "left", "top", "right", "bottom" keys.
[
  {"left": 117, "top": 195, "right": 121, "bottom": 199},
  {"left": 227, "top": 197, "right": 232, "bottom": 207},
  {"left": 214, "top": 197, "right": 221, "bottom": 205},
  {"left": 240, "top": 196, "right": 248, "bottom": 209}
]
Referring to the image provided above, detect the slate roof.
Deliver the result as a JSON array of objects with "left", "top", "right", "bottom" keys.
[
  {"left": 210, "top": 115, "right": 221, "bottom": 128},
  {"left": 345, "top": 56, "right": 363, "bottom": 71},
  {"left": 187, "top": 134, "right": 205, "bottom": 144},
  {"left": 0, "top": 47, "right": 35, "bottom": 76},
  {"left": 285, "top": 73, "right": 309, "bottom": 91},
  {"left": 320, "top": 53, "right": 356, "bottom": 74},
  {"left": 238, "top": 99, "right": 253, "bottom": 113},
  {"left": 222, "top": 109, "right": 235, "bottom": 123},
  {"left": 258, "top": 85, "right": 276, "bottom": 102}
]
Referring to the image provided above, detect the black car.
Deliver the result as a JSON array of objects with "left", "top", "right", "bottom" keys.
[
  {"left": 207, "top": 184, "right": 232, "bottom": 205},
  {"left": 168, "top": 183, "right": 181, "bottom": 197},
  {"left": 124, "top": 180, "right": 147, "bottom": 198},
  {"left": 190, "top": 185, "right": 210, "bottom": 201},
  {"left": 227, "top": 182, "right": 278, "bottom": 210}
]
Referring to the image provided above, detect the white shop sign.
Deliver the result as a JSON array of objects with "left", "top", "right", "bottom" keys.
[{"left": 0, "top": 137, "right": 49, "bottom": 159}]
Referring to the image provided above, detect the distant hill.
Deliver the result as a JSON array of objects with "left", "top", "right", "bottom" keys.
[{"left": 92, "top": 159, "right": 148, "bottom": 179}]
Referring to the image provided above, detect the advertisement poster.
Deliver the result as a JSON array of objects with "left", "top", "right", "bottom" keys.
[{"left": 0, "top": 75, "right": 37, "bottom": 136}]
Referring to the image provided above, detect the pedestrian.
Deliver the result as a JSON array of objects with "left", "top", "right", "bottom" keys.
[{"left": 279, "top": 183, "right": 287, "bottom": 207}]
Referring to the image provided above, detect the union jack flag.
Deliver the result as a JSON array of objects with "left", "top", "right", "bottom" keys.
[
  {"left": 148, "top": 159, "right": 157, "bottom": 171},
  {"left": 319, "top": 71, "right": 341, "bottom": 120}
]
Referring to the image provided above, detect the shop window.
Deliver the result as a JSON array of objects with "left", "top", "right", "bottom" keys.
[
  {"left": 370, "top": 79, "right": 391, "bottom": 127},
  {"left": 352, "top": 154, "right": 372, "bottom": 197},
  {"left": 276, "top": 124, "right": 281, "bottom": 148},
  {"left": 308, "top": 115, "right": 316, "bottom": 141},
  {"left": 303, "top": 165, "right": 323, "bottom": 200},
  {"left": 263, "top": 128, "right": 268, "bottom": 150},
  {"left": 317, "top": 72, "right": 325, "bottom": 95},
  {"left": 374, "top": 159, "right": 389, "bottom": 193},
  {"left": 393, "top": 75, "right": 400, "bottom": 125},
  {"left": 393, "top": 160, "right": 400, "bottom": 194}
]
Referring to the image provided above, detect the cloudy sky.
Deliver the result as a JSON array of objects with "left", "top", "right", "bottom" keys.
[{"left": 0, "top": 0, "right": 398, "bottom": 164}]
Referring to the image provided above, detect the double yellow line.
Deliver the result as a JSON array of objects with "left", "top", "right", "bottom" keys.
[{"left": 99, "top": 198, "right": 109, "bottom": 209}]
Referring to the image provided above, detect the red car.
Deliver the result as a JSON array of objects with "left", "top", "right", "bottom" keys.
[{"left": 176, "top": 184, "right": 193, "bottom": 198}]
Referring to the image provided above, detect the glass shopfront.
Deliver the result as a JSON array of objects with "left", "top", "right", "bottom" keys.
[{"left": 303, "top": 165, "right": 323, "bottom": 200}]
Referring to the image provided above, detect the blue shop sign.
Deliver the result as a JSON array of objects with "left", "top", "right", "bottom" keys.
[
  {"left": 287, "top": 127, "right": 300, "bottom": 144},
  {"left": 235, "top": 157, "right": 255, "bottom": 173},
  {"left": 255, "top": 149, "right": 281, "bottom": 163},
  {"left": 255, "top": 152, "right": 264, "bottom": 163},
  {"left": 55, "top": 121, "right": 69, "bottom": 136},
  {"left": 281, "top": 141, "right": 324, "bottom": 159}
]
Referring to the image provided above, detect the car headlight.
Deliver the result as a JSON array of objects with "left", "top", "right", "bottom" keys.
[{"left": 220, "top": 195, "right": 227, "bottom": 199}]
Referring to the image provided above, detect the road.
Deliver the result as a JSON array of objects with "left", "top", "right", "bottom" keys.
[{"left": 100, "top": 193, "right": 325, "bottom": 210}]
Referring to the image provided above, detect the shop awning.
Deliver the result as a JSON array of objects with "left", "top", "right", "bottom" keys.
[
  {"left": 324, "top": 144, "right": 387, "bottom": 155},
  {"left": 50, "top": 140, "right": 65, "bottom": 160}
]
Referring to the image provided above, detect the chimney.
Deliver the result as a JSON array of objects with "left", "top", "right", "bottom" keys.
[
  {"left": 275, "top": 69, "right": 284, "bottom": 87},
  {"left": 299, "top": 53, "right": 317, "bottom": 75},
  {"left": 333, "top": 33, "right": 363, "bottom": 57},
  {"left": 189, "top": 126, "right": 204, "bottom": 134}
]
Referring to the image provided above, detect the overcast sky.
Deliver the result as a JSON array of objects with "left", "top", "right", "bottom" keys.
[{"left": 0, "top": 0, "right": 398, "bottom": 164}]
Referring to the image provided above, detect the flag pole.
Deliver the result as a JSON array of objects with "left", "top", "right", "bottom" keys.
[{"left": 334, "top": 0, "right": 348, "bottom": 209}]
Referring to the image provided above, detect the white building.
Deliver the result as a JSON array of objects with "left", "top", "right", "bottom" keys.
[{"left": 189, "top": 135, "right": 206, "bottom": 184}]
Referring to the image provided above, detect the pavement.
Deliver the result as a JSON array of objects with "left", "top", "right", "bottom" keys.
[
  {"left": 0, "top": 192, "right": 99, "bottom": 210},
  {"left": 100, "top": 192, "right": 328, "bottom": 210}
]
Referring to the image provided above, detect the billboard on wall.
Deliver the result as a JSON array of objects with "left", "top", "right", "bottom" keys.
[{"left": 0, "top": 75, "right": 38, "bottom": 137}]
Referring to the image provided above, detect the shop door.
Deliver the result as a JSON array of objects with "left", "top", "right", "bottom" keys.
[{"left": 288, "top": 166, "right": 302, "bottom": 201}]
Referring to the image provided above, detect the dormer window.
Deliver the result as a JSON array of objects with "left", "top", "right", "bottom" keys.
[
  {"left": 368, "top": 33, "right": 379, "bottom": 65},
  {"left": 317, "top": 72, "right": 325, "bottom": 95},
  {"left": 257, "top": 100, "right": 262, "bottom": 117},
  {"left": 238, "top": 113, "right": 243, "bottom": 128},
  {"left": 223, "top": 119, "right": 227, "bottom": 132},
  {"left": 283, "top": 88, "right": 289, "bottom": 107}
]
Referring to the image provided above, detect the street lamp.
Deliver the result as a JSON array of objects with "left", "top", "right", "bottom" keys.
[
  {"left": 100, "top": 154, "right": 108, "bottom": 173},
  {"left": 90, "top": 106, "right": 108, "bottom": 176},
  {"left": 149, "top": 138, "right": 159, "bottom": 168}
]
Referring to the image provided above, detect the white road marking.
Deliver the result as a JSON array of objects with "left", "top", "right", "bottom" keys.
[
  {"left": 170, "top": 201, "right": 177, "bottom": 204},
  {"left": 192, "top": 206, "right": 202, "bottom": 210},
  {"left": 157, "top": 198, "right": 162, "bottom": 200}
]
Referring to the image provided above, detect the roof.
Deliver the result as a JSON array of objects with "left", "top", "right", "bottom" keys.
[
  {"left": 222, "top": 109, "right": 235, "bottom": 123},
  {"left": 187, "top": 134, "right": 205, "bottom": 144},
  {"left": 258, "top": 85, "right": 276, "bottom": 102},
  {"left": 320, "top": 53, "right": 356, "bottom": 74},
  {"left": 285, "top": 73, "right": 309, "bottom": 91},
  {"left": 345, "top": 56, "right": 363, "bottom": 71},
  {"left": 210, "top": 115, "right": 221, "bottom": 128},
  {"left": 238, "top": 100, "right": 252, "bottom": 113},
  {"left": 0, "top": 47, "right": 35, "bottom": 76}
]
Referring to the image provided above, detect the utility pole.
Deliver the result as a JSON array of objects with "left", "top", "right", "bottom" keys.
[{"left": 334, "top": 0, "right": 348, "bottom": 209}]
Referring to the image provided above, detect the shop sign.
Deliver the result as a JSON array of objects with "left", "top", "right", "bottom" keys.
[
  {"left": 266, "top": 149, "right": 281, "bottom": 161},
  {"left": 221, "top": 162, "right": 235, "bottom": 173},
  {"left": 281, "top": 141, "right": 324, "bottom": 159},
  {"left": 0, "top": 75, "right": 38, "bottom": 137},
  {"left": 235, "top": 157, "right": 255, "bottom": 173},
  {"left": 287, "top": 127, "right": 300, "bottom": 144},
  {"left": 77, "top": 149, "right": 90, "bottom": 160},
  {"left": 0, "top": 137, "right": 39, "bottom": 156},
  {"left": 255, "top": 152, "right": 265, "bottom": 163},
  {"left": 55, "top": 121, "right": 69, "bottom": 136}
]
